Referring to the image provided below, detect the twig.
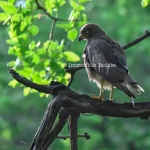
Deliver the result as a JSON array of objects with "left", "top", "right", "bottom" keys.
[
  {"left": 45, "top": 18, "right": 57, "bottom": 54},
  {"left": 123, "top": 30, "right": 150, "bottom": 50},
  {"left": 57, "top": 132, "right": 90, "bottom": 140},
  {"left": 65, "top": 65, "right": 84, "bottom": 87},
  {"left": 35, "top": 0, "right": 69, "bottom": 22},
  {"left": 9, "top": 69, "right": 150, "bottom": 120},
  {"left": 49, "top": 19, "right": 57, "bottom": 42},
  {"left": 65, "top": 30, "right": 150, "bottom": 87},
  {"left": 9, "top": 69, "right": 66, "bottom": 94}
]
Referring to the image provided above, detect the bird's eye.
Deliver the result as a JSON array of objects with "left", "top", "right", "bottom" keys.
[{"left": 84, "top": 30, "right": 88, "bottom": 33}]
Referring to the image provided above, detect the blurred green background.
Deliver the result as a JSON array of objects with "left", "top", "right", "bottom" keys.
[{"left": 1, "top": 0, "right": 150, "bottom": 150}]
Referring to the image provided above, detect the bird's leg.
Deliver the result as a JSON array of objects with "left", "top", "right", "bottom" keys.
[
  {"left": 109, "top": 86, "right": 114, "bottom": 100},
  {"left": 99, "top": 86, "right": 104, "bottom": 100},
  {"left": 91, "top": 80, "right": 104, "bottom": 100}
]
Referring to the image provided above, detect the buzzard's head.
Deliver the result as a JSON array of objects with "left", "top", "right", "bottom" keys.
[{"left": 78, "top": 23, "right": 105, "bottom": 41}]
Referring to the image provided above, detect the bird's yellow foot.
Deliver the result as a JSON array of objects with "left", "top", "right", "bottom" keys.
[{"left": 90, "top": 94, "right": 104, "bottom": 100}]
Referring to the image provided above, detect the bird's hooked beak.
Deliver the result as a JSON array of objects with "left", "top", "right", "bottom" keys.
[{"left": 78, "top": 34, "right": 84, "bottom": 41}]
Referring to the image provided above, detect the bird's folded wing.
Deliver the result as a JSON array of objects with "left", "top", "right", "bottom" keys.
[{"left": 86, "top": 38, "right": 128, "bottom": 82}]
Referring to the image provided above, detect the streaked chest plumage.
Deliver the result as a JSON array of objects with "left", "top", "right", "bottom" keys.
[{"left": 83, "top": 53, "right": 112, "bottom": 91}]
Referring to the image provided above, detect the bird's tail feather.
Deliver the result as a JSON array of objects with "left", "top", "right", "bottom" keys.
[
  {"left": 112, "top": 74, "right": 144, "bottom": 98},
  {"left": 127, "top": 83, "right": 144, "bottom": 95},
  {"left": 126, "top": 74, "right": 144, "bottom": 95}
]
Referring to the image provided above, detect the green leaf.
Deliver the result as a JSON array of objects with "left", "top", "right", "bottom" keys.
[
  {"left": 64, "top": 73, "right": 71, "bottom": 79},
  {"left": 69, "top": 10, "right": 79, "bottom": 21},
  {"left": 56, "top": 22, "right": 74, "bottom": 30},
  {"left": 67, "top": 28, "right": 78, "bottom": 42},
  {"left": 18, "top": 68, "right": 32, "bottom": 77},
  {"left": 50, "top": 61, "right": 61, "bottom": 71},
  {"left": 70, "top": 0, "right": 78, "bottom": 9},
  {"left": 56, "top": 23, "right": 69, "bottom": 29},
  {"left": 39, "top": 70, "right": 46, "bottom": 77},
  {"left": 30, "top": 89, "right": 37, "bottom": 93},
  {"left": 79, "top": 0, "right": 91, "bottom": 3},
  {"left": 45, "top": 0, "right": 55, "bottom": 14},
  {"left": 8, "top": 0, "right": 16, "bottom": 4},
  {"left": 20, "top": 16, "right": 32, "bottom": 31},
  {"left": 141, "top": 0, "right": 149, "bottom": 7},
  {"left": 29, "top": 25, "right": 39, "bottom": 36},
  {"left": 8, "top": 79, "right": 18, "bottom": 88},
  {"left": 58, "top": 0, "right": 66, "bottom": 6},
  {"left": 32, "top": 73, "right": 42, "bottom": 83},
  {"left": 7, "top": 61, "right": 15, "bottom": 67},
  {"left": 77, "top": 5, "right": 85, "bottom": 11},
  {"left": 23, "top": 87, "right": 31, "bottom": 96},
  {"left": 0, "top": 13, "right": 10, "bottom": 22},
  {"left": 11, "top": 14, "right": 21, "bottom": 22},
  {"left": 40, "top": 93, "right": 45, "bottom": 97},
  {"left": 0, "top": 1, "right": 17, "bottom": 14},
  {"left": 32, "top": 54, "right": 40, "bottom": 65},
  {"left": 64, "top": 51, "right": 80, "bottom": 62},
  {"left": 82, "top": 13, "right": 87, "bottom": 21},
  {"left": 20, "top": 20, "right": 28, "bottom": 31},
  {"left": 29, "top": 41, "right": 36, "bottom": 50}
]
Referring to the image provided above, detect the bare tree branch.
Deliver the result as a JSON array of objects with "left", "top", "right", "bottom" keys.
[
  {"left": 122, "top": 30, "right": 150, "bottom": 49},
  {"left": 65, "top": 65, "right": 84, "bottom": 87},
  {"left": 9, "top": 69, "right": 66, "bottom": 94},
  {"left": 57, "top": 132, "right": 90, "bottom": 140},
  {"left": 69, "top": 109, "right": 80, "bottom": 150},
  {"left": 35, "top": 0, "right": 69, "bottom": 22},
  {"left": 49, "top": 19, "right": 57, "bottom": 42},
  {"left": 45, "top": 18, "right": 57, "bottom": 54},
  {"left": 9, "top": 69, "right": 150, "bottom": 120}
]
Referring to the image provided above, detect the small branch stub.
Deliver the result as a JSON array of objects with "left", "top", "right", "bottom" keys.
[{"left": 57, "top": 132, "right": 90, "bottom": 140}]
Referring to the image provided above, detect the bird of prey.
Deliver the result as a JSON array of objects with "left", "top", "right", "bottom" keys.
[{"left": 78, "top": 23, "right": 144, "bottom": 101}]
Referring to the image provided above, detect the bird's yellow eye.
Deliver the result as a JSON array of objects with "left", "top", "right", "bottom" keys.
[{"left": 84, "top": 30, "right": 88, "bottom": 33}]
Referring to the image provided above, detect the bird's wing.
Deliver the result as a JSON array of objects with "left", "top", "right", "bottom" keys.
[{"left": 85, "top": 37, "right": 128, "bottom": 82}]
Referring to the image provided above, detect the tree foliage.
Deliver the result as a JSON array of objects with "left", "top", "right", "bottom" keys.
[{"left": 0, "top": 0, "right": 88, "bottom": 96}]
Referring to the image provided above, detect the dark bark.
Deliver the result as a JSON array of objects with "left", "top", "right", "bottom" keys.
[{"left": 69, "top": 109, "right": 80, "bottom": 150}]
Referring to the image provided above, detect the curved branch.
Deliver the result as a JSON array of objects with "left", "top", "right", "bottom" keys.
[
  {"left": 65, "top": 65, "right": 84, "bottom": 87},
  {"left": 123, "top": 30, "right": 150, "bottom": 50},
  {"left": 35, "top": 0, "right": 69, "bottom": 22},
  {"left": 9, "top": 69, "right": 66, "bottom": 94},
  {"left": 9, "top": 69, "right": 150, "bottom": 120}
]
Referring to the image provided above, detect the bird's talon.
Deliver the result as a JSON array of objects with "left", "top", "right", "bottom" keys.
[
  {"left": 109, "top": 98, "right": 113, "bottom": 101},
  {"left": 90, "top": 94, "right": 104, "bottom": 100}
]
